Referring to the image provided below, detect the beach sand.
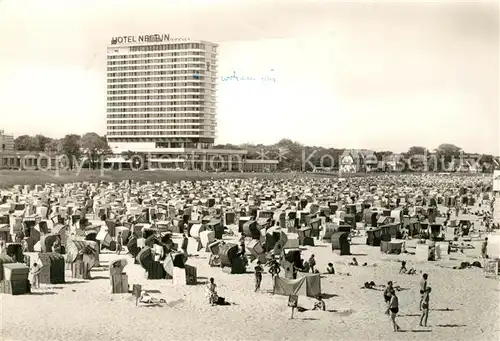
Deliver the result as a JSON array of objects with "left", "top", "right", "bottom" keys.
[{"left": 1, "top": 208, "right": 499, "bottom": 341}]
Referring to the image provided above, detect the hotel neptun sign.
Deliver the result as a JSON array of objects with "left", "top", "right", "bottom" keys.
[{"left": 110, "top": 34, "right": 190, "bottom": 45}]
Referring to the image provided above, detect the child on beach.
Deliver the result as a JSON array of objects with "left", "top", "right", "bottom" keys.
[
  {"left": 420, "top": 287, "right": 431, "bottom": 327},
  {"left": 29, "top": 263, "right": 42, "bottom": 289},
  {"left": 207, "top": 277, "right": 218, "bottom": 306},
  {"left": 312, "top": 295, "right": 326, "bottom": 311},
  {"left": 326, "top": 263, "right": 335, "bottom": 274},
  {"left": 383, "top": 281, "right": 393, "bottom": 306},
  {"left": 399, "top": 261, "right": 407, "bottom": 274},
  {"left": 254, "top": 261, "right": 264, "bottom": 292}
]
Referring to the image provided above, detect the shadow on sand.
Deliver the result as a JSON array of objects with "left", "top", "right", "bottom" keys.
[
  {"left": 90, "top": 276, "right": 109, "bottom": 280},
  {"left": 349, "top": 253, "right": 368, "bottom": 257},
  {"left": 62, "top": 280, "right": 88, "bottom": 285},
  {"left": 138, "top": 303, "right": 163, "bottom": 308},
  {"left": 165, "top": 298, "right": 185, "bottom": 307},
  {"left": 300, "top": 318, "right": 319, "bottom": 321},
  {"left": 432, "top": 308, "right": 456, "bottom": 312},
  {"left": 398, "top": 330, "right": 432, "bottom": 333},
  {"left": 321, "top": 293, "right": 338, "bottom": 299},
  {"left": 437, "top": 324, "right": 466, "bottom": 328},
  {"left": 400, "top": 314, "right": 421, "bottom": 317},
  {"left": 30, "top": 291, "right": 57, "bottom": 295}
]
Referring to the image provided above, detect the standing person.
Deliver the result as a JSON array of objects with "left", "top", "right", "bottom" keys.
[
  {"left": 386, "top": 290, "right": 400, "bottom": 332},
  {"left": 181, "top": 234, "right": 189, "bottom": 258},
  {"left": 419, "top": 273, "right": 428, "bottom": 309},
  {"left": 29, "top": 262, "right": 42, "bottom": 289},
  {"left": 308, "top": 254, "right": 316, "bottom": 273},
  {"left": 420, "top": 287, "right": 431, "bottom": 327},
  {"left": 383, "top": 281, "right": 394, "bottom": 306},
  {"left": 268, "top": 258, "right": 281, "bottom": 279},
  {"left": 481, "top": 237, "right": 488, "bottom": 258},
  {"left": 116, "top": 232, "right": 123, "bottom": 255},
  {"left": 239, "top": 234, "right": 246, "bottom": 256},
  {"left": 254, "top": 261, "right": 264, "bottom": 292}
]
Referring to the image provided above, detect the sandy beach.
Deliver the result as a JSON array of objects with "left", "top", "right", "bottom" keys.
[{"left": 2, "top": 225, "right": 499, "bottom": 341}]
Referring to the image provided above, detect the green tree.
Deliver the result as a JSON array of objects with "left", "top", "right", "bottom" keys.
[
  {"left": 14, "top": 135, "right": 33, "bottom": 151},
  {"left": 45, "top": 138, "right": 62, "bottom": 153},
  {"left": 32, "top": 134, "right": 52, "bottom": 152},
  {"left": 406, "top": 146, "right": 428, "bottom": 156},
  {"left": 61, "top": 134, "right": 82, "bottom": 170},
  {"left": 81, "top": 133, "right": 112, "bottom": 169}
]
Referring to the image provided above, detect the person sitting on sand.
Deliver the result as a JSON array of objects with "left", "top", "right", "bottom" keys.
[
  {"left": 207, "top": 277, "right": 218, "bottom": 306},
  {"left": 312, "top": 294, "right": 326, "bottom": 311},
  {"left": 139, "top": 290, "right": 166, "bottom": 304},
  {"left": 302, "top": 261, "right": 310, "bottom": 273},
  {"left": 326, "top": 263, "right": 335, "bottom": 274},
  {"left": 349, "top": 257, "right": 358, "bottom": 266},
  {"left": 363, "top": 281, "right": 377, "bottom": 289},
  {"left": 399, "top": 261, "right": 407, "bottom": 274}
]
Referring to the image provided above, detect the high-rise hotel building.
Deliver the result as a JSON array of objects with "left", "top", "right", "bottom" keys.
[
  {"left": 105, "top": 33, "right": 277, "bottom": 171},
  {"left": 106, "top": 34, "right": 218, "bottom": 150}
]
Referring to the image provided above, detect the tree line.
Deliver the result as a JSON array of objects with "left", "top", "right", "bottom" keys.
[
  {"left": 13, "top": 135, "right": 499, "bottom": 172},
  {"left": 14, "top": 133, "right": 111, "bottom": 170}
]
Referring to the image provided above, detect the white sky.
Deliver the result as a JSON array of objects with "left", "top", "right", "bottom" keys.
[{"left": 0, "top": 0, "right": 498, "bottom": 154}]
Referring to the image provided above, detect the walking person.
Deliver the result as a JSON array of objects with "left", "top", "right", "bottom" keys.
[
  {"left": 116, "top": 232, "right": 123, "bottom": 255},
  {"left": 254, "top": 261, "right": 264, "bottom": 292},
  {"left": 181, "top": 234, "right": 189, "bottom": 259},
  {"left": 481, "top": 237, "right": 488, "bottom": 258},
  {"left": 385, "top": 290, "right": 400, "bottom": 332},
  {"left": 383, "top": 281, "right": 394, "bottom": 306},
  {"left": 420, "top": 287, "right": 431, "bottom": 327},
  {"left": 29, "top": 262, "right": 42, "bottom": 289}
]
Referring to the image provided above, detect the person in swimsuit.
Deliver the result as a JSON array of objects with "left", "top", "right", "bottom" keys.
[
  {"left": 383, "top": 281, "right": 393, "bottom": 306},
  {"left": 420, "top": 287, "right": 431, "bottom": 327},
  {"left": 386, "top": 290, "right": 400, "bottom": 332},
  {"left": 419, "top": 273, "right": 428, "bottom": 309}
]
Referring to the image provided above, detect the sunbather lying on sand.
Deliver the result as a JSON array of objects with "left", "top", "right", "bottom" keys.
[{"left": 139, "top": 291, "right": 166, "bottom": 304}]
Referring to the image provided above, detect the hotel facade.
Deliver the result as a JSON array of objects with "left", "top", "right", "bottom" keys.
[{"left": 105, "top": 33, "right": 277, "bottom": 171}]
